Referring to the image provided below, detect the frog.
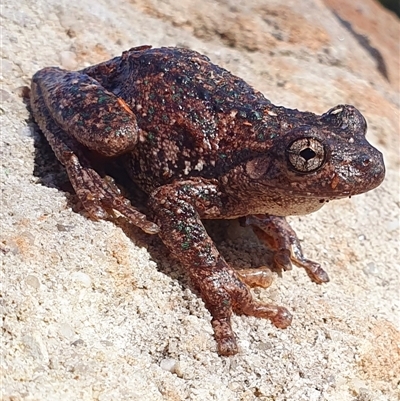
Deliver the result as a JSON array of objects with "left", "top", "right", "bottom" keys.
[{"left": 30, "top": 45, "right": 385, "bottom": 356}]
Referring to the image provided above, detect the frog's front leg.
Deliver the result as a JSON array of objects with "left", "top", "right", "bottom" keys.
[
  {"left": 148, "top": 180, "right": 292, "bottom": 356},
  {"left": 31, "top": 67, "right": 158, "bottom": 234},
  {"left": 245, "top": 215, "right": 329, "bottom": 284}
]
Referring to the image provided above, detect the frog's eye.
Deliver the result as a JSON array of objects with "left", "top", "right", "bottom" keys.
[{"left": 286, "top": 138, "right": 325, "bottom": 173}]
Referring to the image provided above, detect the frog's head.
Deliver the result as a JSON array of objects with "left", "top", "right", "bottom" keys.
[{"left": 245, "top": 105, "right": 385, "bottom": 201}]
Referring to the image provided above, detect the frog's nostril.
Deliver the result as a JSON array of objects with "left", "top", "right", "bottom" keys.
[{"left": 360, "top": 155, "right": 371, "bottom": 167}]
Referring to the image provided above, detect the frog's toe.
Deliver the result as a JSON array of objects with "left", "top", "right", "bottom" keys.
[
  {"left": 269, "top": 306, "right": 293, "bottom": 329},
  {"left": 273, "top": 249, "right": 293, "bottom": 271},
  {"left": 304, "top": 262, "right": 330, "bottom": 284},
  {"left": 80, "top": 195, "right": 110, "bottom": 220},
  {"left": 237, "top": 298, "right": 293, "bottom": 329},
  {"left": 211, "top": 318, "right": 239, "bottom": 356},
  {"left": 237, "top": 267, "right": 274, "bottom": 289},
  {"left": 217, "top": 337, "right": 239, "bottom": 356}
]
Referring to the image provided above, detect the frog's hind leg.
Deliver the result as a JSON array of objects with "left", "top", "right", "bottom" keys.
[
  {"left": 149, "top": 181, "right": 292, "bottom": 356},
  {"left": 31, "top": 68, "right": 159, "bottom": 234}
]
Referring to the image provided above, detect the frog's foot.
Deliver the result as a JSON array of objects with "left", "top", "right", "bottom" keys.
[
  {"left": 245, "top": 214, "right": 329, "bottom": 284},
  {"left": 69, "top": 160, "right": 159, "bottom": 234},
  {"left": 193, "top": 263, "right": 292, "bottom": 356},
  {"left": 63, "top": 150, "right": 158, "bottom": 234},
  {"left": 149, "top": 182, "right": 292, "bottom": 356}
]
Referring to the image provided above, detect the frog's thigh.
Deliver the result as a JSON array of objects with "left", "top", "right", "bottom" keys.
[
  {"left": 31, "top": 67, "right": 139, "bottom": 157},
  {"left": 149, "top": 182, "right": 292, "bottom": 355}
]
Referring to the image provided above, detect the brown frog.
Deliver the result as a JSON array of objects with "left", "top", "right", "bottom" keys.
[{"left": 30, "top": 45, "right": 385, "bottom": 356}]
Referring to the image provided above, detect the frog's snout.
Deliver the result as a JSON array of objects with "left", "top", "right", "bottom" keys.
[
  {"left": 368, "top": 146, "right": 384, "bottom": 173},
  {"left": 352, "top": 146, "right": 385, "bottom": 193}
]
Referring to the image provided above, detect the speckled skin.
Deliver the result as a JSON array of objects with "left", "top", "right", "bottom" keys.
[{"left": 31, "top": 46, "right": 385, "bottom": 355}]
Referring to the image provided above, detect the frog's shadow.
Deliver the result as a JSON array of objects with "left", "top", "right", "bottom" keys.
[
  {"left": 24, "top": 93, "right": 73, "bottom": 194},
  {"left": 26, "top": 99, "right": 276, "bottom": 294},
  {"left": 116, "top": 218, "right": 277, "bottom": 292}
]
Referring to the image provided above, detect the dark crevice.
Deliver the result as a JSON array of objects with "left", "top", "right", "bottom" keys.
[
  {"left": 331, "top": 11, "right": 389, "bottom": 82},
  {"left": 379, "top": 0, "right": 400, "bottom": 18}
]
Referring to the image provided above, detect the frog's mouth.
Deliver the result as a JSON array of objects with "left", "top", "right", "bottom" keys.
[{"left": 288, "top": 169, "right": 384, "bottom": 199}]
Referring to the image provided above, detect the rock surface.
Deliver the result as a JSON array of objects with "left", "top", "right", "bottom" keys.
[{"left": 1, "top": 0, "right": 399, "bottom": 400}]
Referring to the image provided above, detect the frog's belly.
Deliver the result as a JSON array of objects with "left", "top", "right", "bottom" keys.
[{"left": 212, "top": 195, "right": 327, "bottom": 219}]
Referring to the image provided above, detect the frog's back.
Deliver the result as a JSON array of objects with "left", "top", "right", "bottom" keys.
[{"left": 108, "top": 47, "right": 273, "bottom": 189}]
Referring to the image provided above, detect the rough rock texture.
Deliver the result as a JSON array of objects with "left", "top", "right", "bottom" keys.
[{"left": 1, "top": 0, "right": 399, "bottom": 400}]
